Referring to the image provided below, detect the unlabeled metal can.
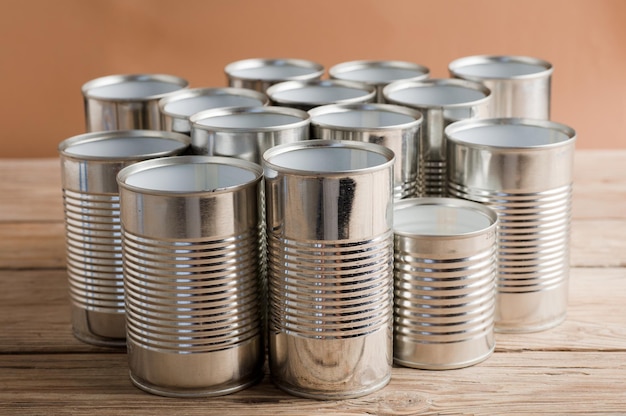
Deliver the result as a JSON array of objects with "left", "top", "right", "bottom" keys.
[
  {"left": 308, "top": 103, "right": 422, "bottom": 200},
  {"left": 393, "top": 198, "right": 497, "bottom": 369},
  {"left": 383, "top": 79, "right": 491, "bottom": 197},
  {"left": 117, "top": 155, "right": 265, "bottom": 397},
  {"left": 328, "top": 60, "right": 430, "bottom": 102},
  {"left": 263, "top": 140, "right": 395, "bottom": 399},
  {"left": 446, "top": 118, "right": 576, "bottom": 332},
  {"left": 158, "top": 87, "right": 269, "bottom": 135},
  {"left": 225, "top": 58, "right": 324, "bottom": 93},
  {"left": 82, "top": 74, "right": 188, "bottom": 131},
  {"left": 189, "top": 106, "right": 310, "bottom": 164},
  {"left": 448, "top": 55, "right": 553, "bottom": 119},
  {"left": 58, "top": 130, "right": 190, "bottom": 346},
  {"left": 265, "top": 79, "right": 376, "bottom": 111}
]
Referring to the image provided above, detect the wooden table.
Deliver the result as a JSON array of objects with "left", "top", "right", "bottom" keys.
[{"left": 1, "top": 151, "right": 625, "bottom": 415}]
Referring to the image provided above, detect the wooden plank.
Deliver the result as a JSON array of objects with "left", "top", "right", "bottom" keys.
[
  {"left": 0, "top": 351, "right": 624, "bottom": 415},
  {"left": 0, "top": 222, "right": 66, "bottom": 269},
  {"left": 571, "top": 219, "right": 626, "bottom": 267}
]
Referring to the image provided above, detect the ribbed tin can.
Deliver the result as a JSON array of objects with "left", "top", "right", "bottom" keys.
[
  {"left": 265, "top": 79, "right": 376, "bottom": 111},
  {"left": 82, "top": 74, "right": 188, "bottom": 132},
  {"left": 328, "top": 60, "right": 430, "bottom": 102},
  {"left": 393, "top": 198, "right": 497, "bottom": 369},
  {"left": 308, "top": 103, "right": 422, "bottom": 200},
  {"left": 263, "top": 140, "right": 395, "bottom": 399},
  {"left": 58, "top": 130, "right": 190, "bottom": 346},
  {"left": 383, "top": 78, "right": 491, "bottom": 198},
  {"left": 448, "top": 55, "right": 553, "bottom": 119},
  {"left": 225, "top": 58, "right": 324, "bottom": 93},
  {"left": 158, "top": 87, "right": 269, "bottom": 135},
  {"left": 446, "top": 118, "right": 576, "bottom": 332},
  {"left": 189, "top": 106, "right": 310, "bottom": 164},
  {"left": 117, "top": 155, "right": 265, "bottom": 397}
]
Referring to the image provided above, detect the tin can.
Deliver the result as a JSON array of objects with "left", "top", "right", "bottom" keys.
[
  {"left": 393, "top": 197, "right": 497, "bottom": 369},
  {"left": 58, "top": 130, "right": 190, "bottom": 346},
  {"left": 158, "top": 87, "right": 269, "bottom": 135},
  {"left": 263, "top": 140, "right": 395, "bottom": 399},
  {"left": 82, "top": 74, "right": 188, "bottom": 131},
  {"left": 117, "top": 155, "right": 265, "bottom": 397},
  {"left": 190, "top": 106, "right": 310, "bottom": 164},
  {"left": 266, "top": 79, "right": 376, "bottom": 111},
  {"left": 383, "top": 79, "right": 491, "bottom": 197},
  {"left": 329, "top": 60, "right": 430, "bottom": 102},
  {"left": 446, "top": 118, "right": 576, "bottom": 332},
  {"left": 448, "top": 55, "right": 553, "bottom": 119},
  {"left": 225, "top": 58, "right": 324, "bottom": 93},
  {"left": 308, "top": 103, "right": 422, "bottom": 200}
]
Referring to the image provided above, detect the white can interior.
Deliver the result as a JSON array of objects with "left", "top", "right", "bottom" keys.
[
  {"left": 195, "top": 112, "right": 304, "bottom": 129},
  {"left": 64, "top": 137, "right": 184, "bottom": 158},
  {"left": 268, "top": 146, "right": 388, "bottom": 173},
  {"left": 311, "top": 109, "right": 416, "bottom": 128},
  {"left": 86, "top": 80, "right": 183, "bottom": 100},
  {"left": 228, "top": 65, "right": 318, "bottom": 80},
  {"left": 395, "top": 204, "right": 492, "bottom": 236},
  {"left": 387, "top": 84, "right": 487, "bottom": 106},
  {"left": 272, "top": 86, "right": 368, "bottom": 104},
  {"left": 453, "top": 61, "right": 549, "bottom": 78},
  {"left": 450, "top": 124, "right": 571, "bottom": 148},
  {"left": 164, "top": 95, "right": 264, "bottom": 117},
  {"left": 335, "top": 67, "right": 426, "bottom": 82}
]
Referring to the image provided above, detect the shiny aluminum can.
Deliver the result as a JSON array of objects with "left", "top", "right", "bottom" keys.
[
  {"left": 446, "top": 118, "right": 576, "bottom": 332},
  {"left": 448, "top": 55, "right": 553, "bottom": 119},
  {"left": 329, "top": 60, "right": 430, "bottom": 102},
  {"left": 266, "top": 79, "right": 376, "bottom": 111},
  {"left": 158, "top": 87, "right": 269, "bottom": 135},
  {"left": 190, "top": 106, "right": 310, "bottom": 164},
  {"left": 58, "top": 130, "right": 190, "bottom": 346},
  {"left": 117, "top": 155, "right": 265, "bottom": 397},
  {"left": 383, "top": 79, "right": 491, "bottom": 197},
  {"left": 308, "top": 103, "right": 422, "bottom": 200},
  {"left": 393, "top": 198, "right": 497, "bottom": 369},
  {"left": 82, "top": 74, "right": 188, "bottom": 131},
  {"left": 263, "top": 140, "right": 395, "bottom": 399},
  {"left": 225, "top": 58, "right": 324, "bottom": 93}
]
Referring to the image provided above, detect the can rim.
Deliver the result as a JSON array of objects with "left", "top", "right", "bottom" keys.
[
  {"left": 81, "top": 74, "right": 189, "bottom": 102},
  {"left": 58, "top": 130, "right": 191, "bottom": 161},
  {"left": 189, "top": 105, "right": 310, "bottom": 132},
  {"left": 328, "top": 60, "right": 430, "bottom": 85},
  {"left": 224, "top": 58, "right": 325, "bottom": 82},
  {"left": 265, "top": 79, "right": 377, "bottom": 106},
  {"left": 382, "top": 78, "right": 492, "bottom": 110},
  {"left": 158, "top": 87, "right": 269, "bottom": 119},
  {"left": 448, "top": 55, "right": 554, "bottom": 80},
  {"left": 308, "top": 102, "right": 422, "bottom": 132}
]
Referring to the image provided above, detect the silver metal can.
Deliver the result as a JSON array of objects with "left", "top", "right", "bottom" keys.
[
  {"left": 225, "top": 58, "right": 324, "bottom": 93},
  {"left": 393, "top": 197, "right": 498, "bottom": 369},
  {"left": 265, "top": 79, "right": 376, "bottom": 111},
  {"left": 189, "top": 106, "right": 310, "bottom": 164},
  {"left": 158, "top": 87, "right": 269, "bottom": 135},
  {"left": 446, "top": 118, "right": 576, "bottom": 332},
  {"left": 263, "top": 140, "right": 395, "bottom": 399},
  {"left": 58, "top": 130, "right": 190, "bottom": 346},
  {"left": 82, "top": 74, "right": 188, "bottom": 131},
  {"left": 117, "top": 155, "right": 265, "bottom": 397},
  {"left": 328, "top": 60, "right": 430, "bottom": 102},
  {"left": 308, "top": 103, "right": 422, "bottom": 200},
  {"left": 383, "top": 79, "right": 491, "bottom": 197},
  {"left": 448, "top": 55, "right": 553, "bottom": 119}
]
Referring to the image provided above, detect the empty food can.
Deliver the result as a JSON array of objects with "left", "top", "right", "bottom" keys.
[
  {"left": 265, "top": 79, "right": 376, "bottom": 111},
  {"left": 225, "top": 58, "right": 324, "bottom": 93},
  {"left": 58, "top": 130, "right": 190, "bottom": 346},
  {"left": 263, "top": 140, "right": 395, "bottom": 399},
  {"left": 308, "top": 103, "right": 422, "bottom": 199},
  {"left": 446, "top": 118, "right": 576, "bottom": 332},
  {"left": 383, "top": 79, "right": 491, "bottom": 197},
  {"left": 393, "top": 198, "right": 497, "bottom": 369},
  {"left": 82, "top": 74, "right": 188, "bottom": 131},
  {"left": 158, "top": 87, "right": 269, "bottom": 135},
  {"left": 448, "top": 55, "right": 553, "bottom": 119},
  {"left": 117, "top": 155, "right": 265, "bottom": 397},
  {"left": 328, "top": 60, "right": 430, "bottom": 102},
  {"left": 189, "top": 106, "right": 310, "bottom": 164}
]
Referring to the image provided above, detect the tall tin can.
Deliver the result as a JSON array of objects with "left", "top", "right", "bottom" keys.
[
  {"left": 58, "top": 130, "right": 190, "bottom": 346},
  {"left": 265, "top": 79, "right": 376, "bottom": 111},
  {"left": 225, "top": 58, "right": 324, "bottom": 93},
  {"left": 82, "top": 74, "right": 188, "bottom": 131},
  {"left": 117, "top": 155, "right": 265, "bottom": 397},
  {"left": 448, "top": 55, "right": 553, "bottom": 119},
  {"left": 158, "top": 87, "right": 269, "bottom": 135},
  {"left": 263, "top": 140, "right": 395, "bottom": 399},
  {"left": 308, "top": 103, "right": 422, "bottom": 200},
  {"left": 446, "top": 118, "right": 576, "bottom": 332},
  {"left": 393, "top": 198, "right": 498, "bottom": 369},
  {"left": 383, "top": 78, "right": 491, "bottom": 197}
]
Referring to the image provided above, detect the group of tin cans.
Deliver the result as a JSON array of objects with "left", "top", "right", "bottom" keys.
[{"left": 58, "top": 56, "right": 576, "bottom": 399}]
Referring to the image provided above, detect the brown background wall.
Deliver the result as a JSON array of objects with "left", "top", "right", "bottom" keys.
[{"left": 1, "top": 0, "right": 624, "bottom": 157}]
